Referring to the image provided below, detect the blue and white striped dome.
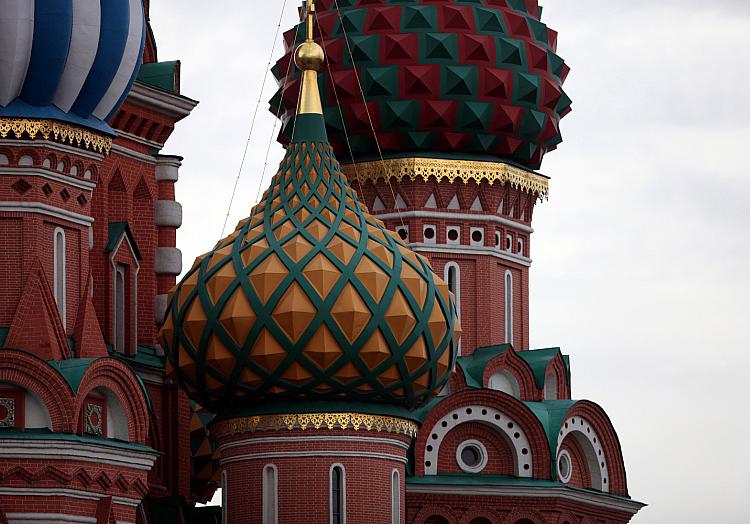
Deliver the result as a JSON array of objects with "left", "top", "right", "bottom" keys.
[{"left": 0, "top": 0, "right": 145, "bottom": 134}]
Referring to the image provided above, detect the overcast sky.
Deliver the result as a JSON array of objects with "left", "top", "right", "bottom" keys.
[{"left": 149, "top": 1, "right": 750, "bottom": 521}]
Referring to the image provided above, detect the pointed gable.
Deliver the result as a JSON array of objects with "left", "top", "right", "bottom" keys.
[{"left": 74, "top": 277, "right": 107, "bottom": 359}]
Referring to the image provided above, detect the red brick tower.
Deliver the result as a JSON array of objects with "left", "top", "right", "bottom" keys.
[
  {"left": 270, "top": 1, "right": 645, "bottom": 522},
  {"left": 0, "top": 1, "right": 199, "bottom": 522}
]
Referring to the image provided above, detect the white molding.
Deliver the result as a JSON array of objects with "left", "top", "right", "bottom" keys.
[
  {"left": 220, "top": 435, "right": 410, "bottom": 452},
  {"left": 391, "top": 469, "right": 400, "bottom": 524},
  {"left": 374, "top": 210, "right": 534, "bottom": 234},
  {"left": 221, "top": 451, "right": 407, "bottom": 466},
  {"left": 409, "top": 243, "right": 532, "bottom": 268},
  {"left": 53, "top": 227, "right": 67, "bottom": 327},
  {"left": 0, "top": 487, "right": 140, "bottom": 507},
  {"left": 456, "top": 439, "right": 489, "bottom": 474},
  {"left": 110, "top": 232, "right": 141, "bottom": 357},
  {"left": 423, "top": 405, "right": 532, "bottom": 477},
  {"left": 128, "top": 82, "right": 199, "bottom": 120},
  {"left": 262, "top": 464, "right": 278, "bottom": 524},
  {"left": 505, "top": 270, "right": 513, "bottom": 345},
  {"left": 110, "top": 143, "right": 157, "bottom": 164},
  {"left": 154, "top": 294, "right": 168, "bottom": 324},
  {"left": 155, "top": 200, "right": 182, "bottom": 228},
  {"left": 0, "top": 166, "right": 97, "bottom": 191},
  {"left": 155, "top": 247, "right": 182, "bottom": 275},
  {"left": 0, "top": 440, "right": 157, "bottom": 470},
  {"left": 0, "top": 139, "right": 104, "bottom": 161},
  {"left": 6, "top": 515, "right": 96, "bottom": 524},
  {"left": 155, "top": 155, "right": 182, "bottom": 182},
  {"left": 115, "top": 129, "right": 163, "bottom": 150},
  {"left": 405, "top": 484, "right": 645, "bottom": 514},
  {"left": 0, "top": 201, "right": 94, "bottom": 226}
]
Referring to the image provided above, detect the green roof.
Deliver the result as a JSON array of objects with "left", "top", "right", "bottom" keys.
[
  {"left": 105, "top": 222, "right": 142, "bottom": 260},
  {"left": 456, "top": 344, "right": 512, "bottom": 388},
  {"left": 523, "top": 400, "right": 578, "bottom": 479},
  {"left": 48, "top": 358, "right": 98, "bottom": 393},
  {"left": 137, "top": 61, "right": 179, "bottom": 94},
  {"left": 518, "top": 347, "right": 565, "bottom": 389}
]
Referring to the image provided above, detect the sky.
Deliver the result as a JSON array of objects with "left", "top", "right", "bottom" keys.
[{"left": 149, "top": 1, "right": 750, "bottom": 521}]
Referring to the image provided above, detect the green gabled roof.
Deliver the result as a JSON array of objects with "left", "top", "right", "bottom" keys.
[
  {"left": 517, "top": 347, "right": 567, "bottom": 389},
  {"left": 137, "top": 60, "right": 179, "bottom": 94},
  {"left": 524, "top": 400, "right": 578, "bottom": 479},
  {"left": 105, "top": 222, "right": 142, "bottom": 260},
  {"left": 456, "top": 344, "right": 513, "bottom": 388},
  {"left": 0, "top": 427, "right": 157, "bottom": 453}
]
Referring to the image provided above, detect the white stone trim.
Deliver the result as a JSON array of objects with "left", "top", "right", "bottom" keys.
[
  {"left": 6, "top": 515, "right": 96, "bottom": 524},
  {"left": 155, "top": 155, "right": 182, "bottom": 182},
  {"left": 0, "top": 139, "right": 104, "bottom": 161},
  {"left": 0, "top": 440, "right": 157, "bottom": 470},
  {"left": 221, "top": 450, "right": 407, "bottom": 466},
  {"left": 155, "top": 200, "right": 182, "bottom": 228},
  {"left": 0, "top": 487, "right": 140, "bottom": 507},
  {"left": 155, "top": 247, "right": 182, "bottom": 275},
  {"left": 0, "top": 167, "right": 96, "bottom": 191},
  {"left": 423, "top": 405, "right": 532, "bottom": 477},
  {"left": 375, "top": 210, "right": 534, "bottom": 234},
  {"left": 110, "top": 232, "right": 140, "bottom": 356},
  {"left": 0, "top": 201, "right": 93, "bottom": 226},
  {"left": 115, "top": 129, "right": 163, "bottom": 150},
  {"left": 405, "top": 484, "right": 644, "bottom": 515},
  {"left": 53, "top": 227, "right": 67, "bottom": 327},
  {"left": 262, "top": 464, "right": 278, "bottom": 524},
  {"left": 504, "top": 270, "right": 513, "bottom": 345},
  {"left": 410, "top": 243, "right": 532, "bottom": 267},
  {"left": 557, "top": 449, "right": 573, "bottom": 484},
  {"left": 220, "top": 435, "right": 410, "bottom": 452},
  {"left": 154, "top": 294, "right": 168, "bottom": 324},
  {"left": 557, "top": 416, "right": 610, "bottom": 493}
]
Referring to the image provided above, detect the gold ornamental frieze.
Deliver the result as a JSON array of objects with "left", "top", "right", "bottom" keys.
[
  {"left": 343, "top": 157, "right": 550, "bottom": 198},
  {"left": 0, "top": 118, "right": 112, "bottom": 155},
  {"left": 214, "top": 412, "right": 419, "bottom": 439}
]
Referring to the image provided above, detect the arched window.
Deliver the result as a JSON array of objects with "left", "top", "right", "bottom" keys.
[
  {"left": 445, "top": 262, "right": 461, "bottom": 355},
  {"left": 263, "top": 464, "right": 278, "bottom": 524},
  {"left": 504, "top": 270, "right": 513, "bottom": 345},
  {"left": 391, "top": 469, "right": 400, "bottom": 524},
  {"left": 114, "top": 265, "right": 126, "bottom": 353},
  {"left": 544, "top": 373, "right": 558, "bottom": 400},
  {"left": 330, "top": 464, "right": 346, "bottom": 524},
  {"left": 221, "top": 471, "right": 228, "bottom": 524},
  {"left": 489, "top": 371, "right": 520, "bottom": 398},
  {"left": 53, "top": 228, "right": 66, "bottom": 326}
]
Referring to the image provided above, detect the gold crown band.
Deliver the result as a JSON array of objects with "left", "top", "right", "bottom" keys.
[
  {"left": 343, "top": 157, "right": 550, "bottom": 199},
  {"left": 0, "top": 117, "right": 112, "bottom": 155}
]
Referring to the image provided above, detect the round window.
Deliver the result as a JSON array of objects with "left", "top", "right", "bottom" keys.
[
  {"left": 471, "top": 230, "right": 483, "bottom": 243},
  {"left": 557, "top": 450, "right": 573, "bottom": 483},
  {"left": 456, "top": 440, "right": 488, "bottom": 473},
  {"left": 424, "top": 227, "right": 435, "bottom": 240},
  {"left": 447, "top": 228, "right": 459, "bottom": 242},
  {"left": 398, "top": 228, "right": 408, "bottom": 240}
]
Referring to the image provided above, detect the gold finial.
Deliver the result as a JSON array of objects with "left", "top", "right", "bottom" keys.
[{"left": 294, "top": 0, "right": 324, "bottom": 115}]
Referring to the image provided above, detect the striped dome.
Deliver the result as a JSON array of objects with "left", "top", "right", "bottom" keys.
[{"left": 0, "top": 0, "right": 146, "bottom": 133}]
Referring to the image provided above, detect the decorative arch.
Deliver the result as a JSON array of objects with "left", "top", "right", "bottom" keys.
[
  {"left": 482, "top": 349, "right": 537, "bottom": 401},
  {"left": 554, "top": 511, "right": 580, "bottom": 524},
  {"left": 17, "top": 148, "right": 40, "bottom": 167},
  {"left": 561, "top": 401, "right": 629, "bottom": 496},
  {"left": 545, "top": 353, "right": 570, "bottom": 400},
  {"left": 413, "top": 506, "right": 458, "bottom": 524},
  {"left": 0, "top": 350, "right": 74, "bottom": 432},
  {"left": 458, "top": 508, "right": 501, "bottom": 524},
  {"left": 557, "top": 415, "right": 608, "bottom": 492},
  {"left": 503, "top": 509, "right": 544, "bottom": 524},
  {"left": 73, "top": 358, "right": 150, "bottom": 444},
  {"left": 415, "top": 389, "right": 551, "bottom": 478}
]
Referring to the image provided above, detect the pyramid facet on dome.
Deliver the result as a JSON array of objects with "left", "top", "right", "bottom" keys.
[
  {"left": 161, "top": 8, "right": 459, "bottom": 413},
  {"left": 269, "top": 0, "right": 571, "bottom": 170}
]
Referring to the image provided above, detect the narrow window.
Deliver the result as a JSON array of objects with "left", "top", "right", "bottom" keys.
[
  {"left": 391, "top": 469, "right": 400, "bottom": 524},
  {"left": 115, "top": 265, "right": 126, "bottom": 353},
  {"left": 221, "top": 471, "right": 228, "bottom": 524},
  {"left": 330, "top": 465, "right": 345, "bottom": 524},
  {"left": 445, "top": 263, "right": 461, "bottom": 355},
  {"left": 504, "top": 271, "right": 513, "bottom": 345},
  {"left": 53, "top": 228, "right": 66, "bottom": 326},
  {"left": 263, "top": 465, "right": 278, "bottom": 524}
]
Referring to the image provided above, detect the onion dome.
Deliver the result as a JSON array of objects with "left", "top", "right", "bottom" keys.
[
  {"left": 270, "top": 0, "right": 571, "bottom": 170},
  {"left": 0, "top": 0, "right": 146, "bottom": 134},
  {"left": 161, "top": 6, "right": 459, "bottom": 414}
]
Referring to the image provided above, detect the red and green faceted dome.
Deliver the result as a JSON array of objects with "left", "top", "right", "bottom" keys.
[
  {"left": 270, "top": 0, "right": 571, "bottom": 170},
  {"left": 161, "top": 117, "right": 458, "bottom": 413}
]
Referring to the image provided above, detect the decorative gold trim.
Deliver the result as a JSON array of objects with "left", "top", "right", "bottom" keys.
[
  {"left": 0, "top": 118, "right": 112, "bottom": 155},
  {"left": 343, "top": 157, "right": 550, "bottom": 198},
  {"left": 214, "top": 412, "right": 418, "bottom": 439}
]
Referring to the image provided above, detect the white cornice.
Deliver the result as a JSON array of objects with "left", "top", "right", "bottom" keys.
[
  {"left": 408, "top": 243, "right": 533, "bottom": 267},
  {"left": 220, "top": 435, "right": 410, "bottom": 452},
  {"left": 221, "top": 450, "right": 407, "bottom": 466},
  {"left": 110, "top": 143, "right": 157, "bottom": 164},
  {"left": 0, "top": 139, "right": 104, "bottom": 161},
  {"left": 0, "top": 201, "right": 94, "bottom": 226},
  {"left": 0, "top": 167, "right": 96, "bottom": 191},
  {"left": 0, "top": 440, "right": 157, "bottom": 470},
  {"left": 128, "top": 82, "right": 199, "bottom": 121}
]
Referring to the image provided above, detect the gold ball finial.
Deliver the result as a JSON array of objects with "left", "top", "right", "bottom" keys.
[{"left": 294, "top": 41, "right": 325, "bottom": 72}]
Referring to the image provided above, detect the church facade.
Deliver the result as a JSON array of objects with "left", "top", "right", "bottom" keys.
[{"left": 0, "top": 1, "right": 643, "bottom": 523}]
